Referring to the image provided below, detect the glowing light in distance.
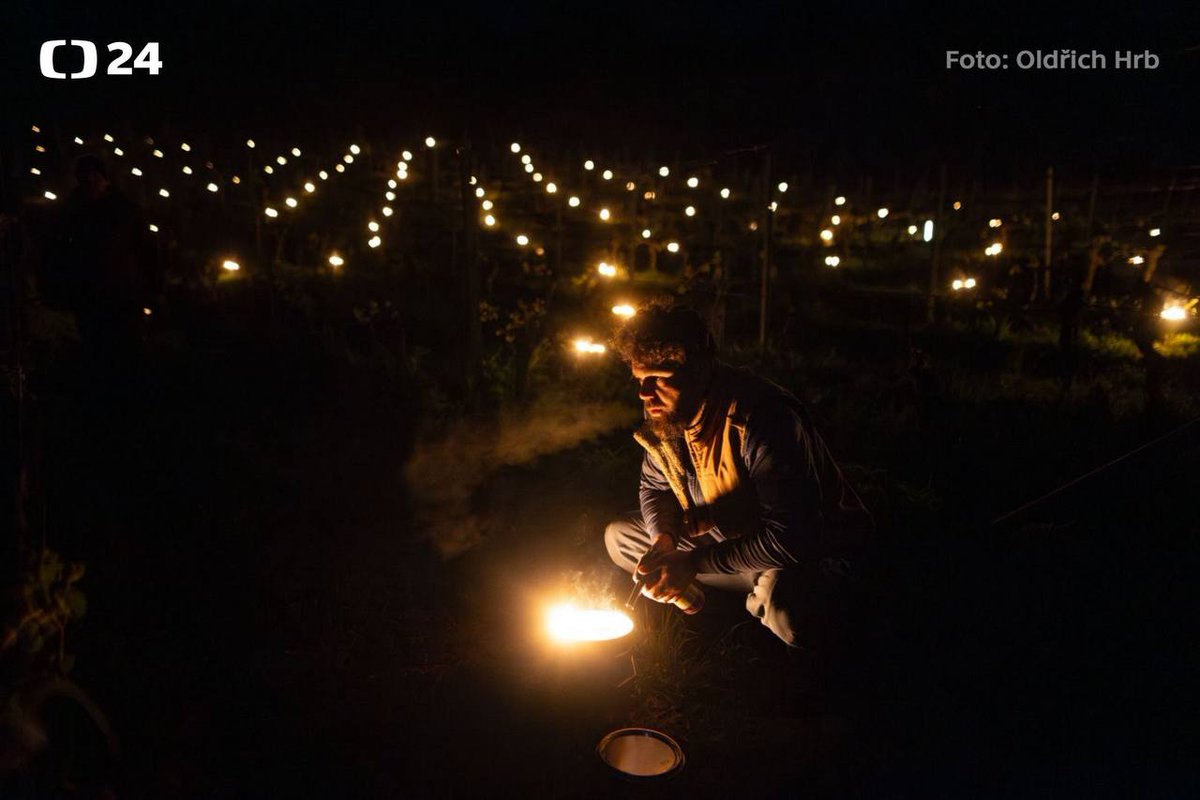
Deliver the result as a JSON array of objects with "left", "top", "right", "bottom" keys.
[
  {"left": 180, "top": 143, "right": 191, "bottom": 152},
  {"left": 284, "top": 197, "right": 297, "bottom": 208},
  {"left": 965, "top": 278, "right": 977, "bottom": 289},
  {"left": 825, "top": 255, "right": 841, "bottom": 267},
  {"left": 424, "top": 136, "right": 436, "bottom": 148},
  {"left": 835, "top": 196, "right": 846, "bottom": 206},
  {"left": 641, "top": 229, "right": 652, "bottom": 239},
  {"left": 43, "top": 191, "right": 57, "bottom": 200},
  {"left": 923, "top": 220, "right": 934, "bottom": 242},
  {"left": 74, "top": 137, "right": 84, "bottom": 145},
  {"left": 749, "top": 221, "right": 759, "bottom": 231},
  {"left": 685, "top": 206, "right": 696, "bottom": 217},
  {"left": 276, "top": 156, "right": 287, "bottom": 166},
  {"left": 658, "top": 166, "right": 670, "bottom": 177},
  {"left": 264, "top": 207, "right": 279, "bottom": 218},
  {"left": 831, "top": 215, "right": 841, "bottom": 225},
  {"left": 368, "top": 221, "right": 380, "bottom": 232},
  {"left": 476, "top": 188, "right": 486, "bottom": 198},
  {"left": 30, "top": 168, "right": 41, "bottom": 175},
  {"left": 35, "top": 145, "right": 46, "bottom": 153},
  {"left": 1052, "top": 212, "right": 1061, "bottom": 221},
  {"left": 666, "top": 241, "right": 680, "bottom": 253},
  {"left": 532, "top": 172, "right": 543, "bottom": 182},
  {"left": 643, "top": 191, "right": 656, "bottom": 200},
  {"left": 524, "top": 164, "right": 535, "bottom": 174},
  {"left": 1150, "top": 228, "right": 1161, "bottom": 237},
  {"left": 264, "top": 166, "right": 274, "bottom": 175},
  {"left": 469, "top": 176, "right": 477, "bottom": 185},
  {"left": 546, "top": 604, "right": 631, "bottom": 642},
  {"left": 952, "top": 279, "right": 964, "bottom": 290},
  {"left": 545, "top": 182, "right": 557, "bottom": 193},
  {"left": 953, "top": 201, "right": 962, "bottom": 210},
  {"left": 572, "top": 340, "right": 607, "bottom": 356},
  {"left": 1129, "top": 255, "right": 1145, "bottom": 265},
  {"left": 612, "top": 304, "right": 636, "bottom": 318},
  {"left": 481, "top": 200, "right": 494, "bottom": 210},
  {"left": 777, "top": 182, "right": 789, "bottom": 193},
  {"left": 510, "top": 142, "right": 521, "bottom": 153},
  {"left": 110, "top": 147, "right": 125, "bottom": 157},
  {"left": 300, "top": 181, "right": 314, "bottom": 193},
  {"left": 516, "top": 234, "right": 530, "bottom": 246},
  {"left": 877, "top": 208, "right": 889, "bottom": 219},
  {"left": 382, "top": 206, "right": 394, "bottom": 217},
  {"left": 206, "top": 182, "right": 219, "bottom": 192},
  {"left": 1161, "top": 304, "right": 1187, "bottom": 321},
  {"left": 820, "top": 229, "right": 834, "bottom": 243},
  {"left": 291, "top": 147, "right": 302, "bottom": 157},
  {"left": 328, "top": 254, "right": 344, "bottom": 268},
  {"left": 687, "top": 177, "right": 699, "bottom": 188},
  {"left": 769, "top": 201, "right": 778, "bottom": 212},
  {"left": 584, "top": 160, "right": 595, "bottom": 170},
  {"left": 343, "top": 155, "right": 354, "bottom": 164},
  {"left": 158, "top": 188, "right": 170, "bottom": 198},
  {"left": 232, "top": 176, "right": 241, "bottom": 184},
  {"left": 222, "top": 260, "right": 240, "bottom": 272},
  {"left": 626, "top": 181, "right": 636, "bottom": 191},
  {"left": 246, "top": 139, "right": 256, "bottom": 148},
  {"left": 598, "top": 208, "right": 611, "bottom": 221},
  {"left": 989, "top": 218, "right": 1002, "bottom": 228},
  {"left": 148, "top": 224, "right": 159, "bottom": 232},
  {"left": 520, "top": 154, "right": 533, "bottom": 166},
  {"left": 908, "top": 225, "right": 918, "bottom": 235},
  {"left": 182, "top": 166, "right": 193, "bottom": 175},
  {"left": 386, "top": 191, "right": 395, "bottom": 201},
  {"left": 402, "top": 150, "right": 413, "bottom": 161},
  {"left": 598, "top": 262, "right": 617, "bottom": 277},
  {"left": 335, "top": 164, "right": 345, "bottom": 173},
  {"left": 152, "top": 149, "right": 164, "bottom": 158},
  {"left": 720, "top": 187, "right": 731, "bottom": 199},
  {"left": 103, "top": 134, "right": 114, "bottom": 142},
  {"left": 602, "top": 170, "right": 613, "bottom": 181},
  {"left": 349, "top": 144, "right": 361, "bottom": 155},
  {"left": 368, "top": 236, "right": 382, "bottom": 248},
  {"left": 319, "top": 170, "right": 329, "bottom": 180},
  {"left": 31, "top": 125, "right": 40, "bottom": 133},
  {"left": 484, "top": 214, "right": 496, "bottom": 227},
  {"left": 131, "top": 167, "right": 143, "bottom": 176},
  {"left": 568, "top": 196, "right": 581, "bottom": 207},
  {"left": 985, "top": 243, "right": 1004, "bottom": 256}
]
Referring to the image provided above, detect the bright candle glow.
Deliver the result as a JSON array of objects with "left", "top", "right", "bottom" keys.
[
  {"left": 481, "top": 200, "right": 494, "bottom": 210},
  {"left": 246, "top": 139, "right": 256, "bottom": 148},
  {"left": 598, "top": 262, "right": 617, "bottom": 277},
  {"left": 685, "top": 206, "right": 696, "bottom": 217},
  {"left": 831, "top": 215, "right": 841, "bottom": 225},
  {"left": 328, "top": 254, "right": 344, "bottom": 267},
  {"left": 264, "top": 207, "right": 278, "bottom": 217},
  {"left": 532, "top": 173, "right": 543, "bottom": 182},
  {"left": 572, "top": 340, "right": 607, "bottom": 356},
  {"left": 475, "top": 187, "right": 486, "bottom": 198},
  {"left": 382, "top": 206, "right": 394, "bottom": 217},
  {"left": 546, "top": 182, "right": 558, "bottom": 193},
  {"left": 908, "top": 225, "right": 918, "bottom": 235},
  {"left": 612, "top": 304, "right": 636, "bottom": 318},
  {"left": 687, "top": 177, "right": 699, "bottom": 188},
  {"left": 148, "top": 224, "right": 158, "bottom": 232},
  {"left": 1052, "top": 212, "right": 1061, "bottom": 221},
  {"left": 222, "top": 260, "right": 240, "bottom": 272},
  {"left": 516, "top": 234, "right": 530, "bottom": 246},
  {"left": 602, "top": 170, "right": 613, "bottom": 181},
  {"left": 343, "top": 155, "right": 354, "bottom": 164},
  {"left": 835, "top": 196, "right": 846, "bottom": 206},
  {"left": 965, "top": 278, "right": 977, "bottom": 289},
  {"left": 182, "top": 166, "right": 193, "bottom": 175},
  {"left": 303, "top": 182, "right": 315, "bottom": 193},
  {"left": 521, "top": 154, "right": 532, "bottom": 165},
  {"left": 425, "top": 137, "right": 436, "bottom": 148},
  {"left": 319, "top": 170, "right": 329, "bottom": 180},
  {"left": 1161, "top": 305, "right": 1187, "bottom": 321},
  {"left": 335, "top": 164, "right": 345, "bottom": 173},
  {"left": 641, "top": 229, "right": 652, "bottom": 239},
  {"left": 524, "top": 164, "right": 535, "bottom": 174},
  {"left": 30, "top": 168, "right": 41, "bottom": 175},
  {"left": 74, "top": 137, "right": 84, "bottom": 145},
  {"left": 989, "top": 218, "right": 1002, "bottom": 228},
  {"left": 568, "top": 196, "right": 581, "bottom": 207},
  {"left": 820, "top": 229, "right": 834, "bottom": 242},
  {"left": 952, "top": 279, "right": 964, "bottom": 290},
  {"left": 368, "top": 221, "right": 380, "bottom": 232},
  {"left": 402, "top": 150, "right": 413, "bottom": 161},
  {"left": 131, "top": 167, "right": 143, "bottom": 177},
  {"left": 1150, "top": 228, "right": 1161, "bottom": 237},
  {"left": 546, "top": 604, "right": 633, "bottom": 642},
  {"left": 658, "top": 166, "right": 669, "bottom": 177},
  {"left": 113, "top": 148, "right": 124, "bottom": 157},
  {"left": 283, "top": 197, "right": 297, "bottom": 208},
  {"left": 720, "top": 188, "right": 731, "bottom": 199},
  {"left": 292, "top": 147, "right": 302, "bottom": 157},
  {"left": 777, "top": 182, "right": 788, "bottom": 193},
  {"left": 264, "top": 166, "right": 274, "bottom": 174},
  {"left": 923, "top": 220, "right": 934, "bottom": 242},
  {"left": 276, "top": 156, "right": 287, "bottom": 166},
  {"left": 825, "top": 255, "right": 841, "bottom": 267},
  {"left": 180, "top": 143, "right": 191, "bottom": 152},
  {"left": 152, "top": 149, "right": 163, "bottom": 158},
  {"left": 368, "top": 236, "right": 381, "bottom": 249},
  {"left": 159, "top": 188, "right": 170, "bottom": 198},
  {"left": 584, "top": 160, "right": 595, "bottom": 170},
  {"left": 953, "top": 201, "right": 962, "bottom": 211},
  {"left": 510, "top": 142, "right": 521, "bottom": 153},
  {"left": 877, "top": 208, "right": 889, "bottom": 219},
  {"left": 206, "top": 182, "right": 219, "bottom": 192},
  {"left": 1129, "top": 255, "right": 1145, "bottom": 265},
  {"left": 598, "top": 208, "right": 611, "bottom": 221},
  {"left": 43, "top": 191, "right": 57, "bottom": 200},
  {"left": 666, "top": 241, "right": 680, "bottom": 253},
  {"left": 986, "top": 243, "right": 1004, "bottom": 256},
  {"left": 484, "top": 214, "right": 496, "bottom": 226},
  {"left": 626, "top": 181, "right": 636, "bottom": 191},
  {"left": 232, "top": 176, "right": 241, "bottom": 184}
]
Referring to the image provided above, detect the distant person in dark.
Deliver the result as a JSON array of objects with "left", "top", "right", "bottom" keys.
[
  {"left": 42, "top": 155, "right": 158, "bottom": 367},
  {"left": 604, "top": 299, "right": 874, "bottom": 650}
]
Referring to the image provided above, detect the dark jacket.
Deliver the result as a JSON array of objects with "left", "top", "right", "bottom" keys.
[{"left": 636, "top": 363, "right": 873, "bottom": 575}]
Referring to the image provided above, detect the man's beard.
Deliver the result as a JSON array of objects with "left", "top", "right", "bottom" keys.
[{"left": 646, "top": 410, "right": 685, "bottom": 439}]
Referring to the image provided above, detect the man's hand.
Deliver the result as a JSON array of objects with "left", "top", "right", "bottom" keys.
[{"left": 636, "top": 537, "right": 698, "bottom": 604}]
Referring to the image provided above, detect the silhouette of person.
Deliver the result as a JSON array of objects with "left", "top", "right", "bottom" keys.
[{"left": 42, "top": 154, "right": 158, "bottom": 369}]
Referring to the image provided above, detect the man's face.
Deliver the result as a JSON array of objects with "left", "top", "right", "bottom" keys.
[{"left": 631, "top": 360, "right": 705, "bottom": 434}]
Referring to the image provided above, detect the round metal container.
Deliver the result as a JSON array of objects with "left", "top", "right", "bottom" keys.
[{"left": 596, "top": 727, "right": 685, "bottom": 780}]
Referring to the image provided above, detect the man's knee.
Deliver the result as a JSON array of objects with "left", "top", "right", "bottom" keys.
[
  {"left": 747, "top": 563, "right": 851, "bottom": 649},
  {"left": 604, "top": 516, "right": 647, "bottom": 572}
]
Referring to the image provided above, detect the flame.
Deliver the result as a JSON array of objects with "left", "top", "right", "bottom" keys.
[{"left": 546, "top": 603, "right": 633, "bottom": 643}]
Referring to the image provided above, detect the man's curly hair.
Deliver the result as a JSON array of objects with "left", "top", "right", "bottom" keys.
[{"left": 610, "top": 296, "right": 715, "bottom": 366}]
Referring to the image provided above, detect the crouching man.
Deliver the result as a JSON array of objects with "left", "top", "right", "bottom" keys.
[{"left": 605, "top": 300, "right": 874, "bottom": 649}]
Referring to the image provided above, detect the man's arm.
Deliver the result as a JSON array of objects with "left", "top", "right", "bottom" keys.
[
  {"left": 639, "top": 450, "right": 685, "bottom": 546},
  {"left": 690, "top": 402, "right": 824, "bottom": 574}
]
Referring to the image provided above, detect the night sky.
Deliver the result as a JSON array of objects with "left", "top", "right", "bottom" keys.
[{"left": 5, "top": 2, "right": 1200, "bottom": 178}]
